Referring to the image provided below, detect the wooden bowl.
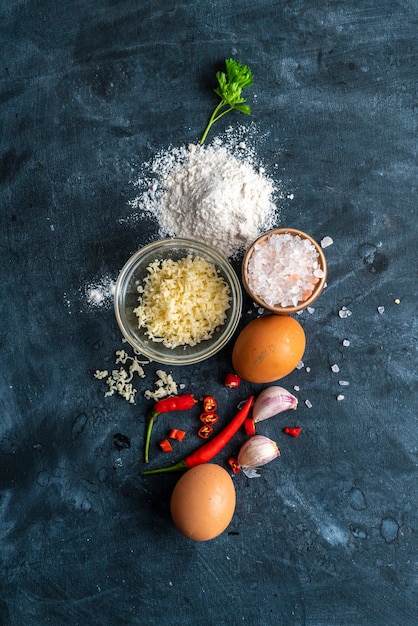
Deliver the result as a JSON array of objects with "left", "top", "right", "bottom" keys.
[{"left": 242, "top": 228, "right": 328, "bottom": 315}]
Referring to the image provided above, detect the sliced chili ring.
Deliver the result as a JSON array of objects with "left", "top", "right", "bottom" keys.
[
  {"left": 200, "top": 412, "right": 219, "bottom": 425},
  {"left": 168, "top": 428, "right": 187, "bottom": 441},
  {"left": 159, "top": 438, "right": 173, "bottom": 452},
  {"left": 228, "top": 457, "right": 241, "bottom": 474},
  {"left": 202, "top": 395, "right": 217, "bottom": 412},
  {"left": 198, "top": 424, "right": 213, "bottom": 439}
]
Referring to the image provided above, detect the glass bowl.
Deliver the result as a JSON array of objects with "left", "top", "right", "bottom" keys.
[
  {"left": 114, "top": 238, "right": 242, "bottom": 365},
  {"left": 242, "top": 228, "right": 327, "bottom": 314}
]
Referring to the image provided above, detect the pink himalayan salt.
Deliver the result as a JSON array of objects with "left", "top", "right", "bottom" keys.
[{"left": 246, "top": 233, "right": 324, "bottom": 308}]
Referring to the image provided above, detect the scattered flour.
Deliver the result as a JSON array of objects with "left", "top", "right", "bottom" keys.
[
  {"left": 128, "top": 131, "right": 280, "bottom": 259},
  {"left": 85, "top": 276, "right": 116, "bottom": 309}
]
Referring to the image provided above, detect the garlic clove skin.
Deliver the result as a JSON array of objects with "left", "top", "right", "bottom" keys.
[
  {"left": 237, "top": 435, "right": 280, "bottom": 474},
  {"left": 242, "top": 467, "right": 261, "bottom": 478},
  {"left": 252, "top": 385, "right": 298, "bottom": 423}
]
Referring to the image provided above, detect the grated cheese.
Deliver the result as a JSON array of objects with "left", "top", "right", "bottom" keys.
[
  {"left": 133, "top": 255, "right": 231, "bottom": 348},
  {"left": 95, "top": 349, "right": 180, "bottom": 404},
  {"left": 144, "top": 369, "right": 178, "bottom": 401},
  {"left": 94, "top": 350, "right": 149, "bottom": 403}
]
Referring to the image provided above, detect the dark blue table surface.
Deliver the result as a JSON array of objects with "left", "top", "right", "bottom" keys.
[{"left": 1, "top": 1, "right": 417, "bottom": 625}]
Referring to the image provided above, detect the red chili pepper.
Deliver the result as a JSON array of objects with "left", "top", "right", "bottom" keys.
[
  {"left": 159, "top": 439, "right": 173, "bottom": 453},
  {"left": 203, "top": 396, "right": 217, "bottom": 412},
  {"left": 168, "top": 428, "right": 187, "bottom": 441},
  {"left": 144, "top": 394, "right": 196, "bottom": 463},
  {"left": 283, "top": 427, "right": 302, "bottom": 438},
  {"left": 198, "top": 424, "right": 213, "bottom": 439},
  {"left": 200, "top": 412, "right": 219, "bottom": 425},
  {"left": 244, "top": 417, "right": 256, "bottom": 436},
  {"left": 225, "top": 373, "right": 241, "bottom": 388},
  {"left": 153, "top": 395, "right": 196, "bottom": 415},
  {"left": 141, "top": 395, "right": 254, "bottom": 474},
  {"left": 228, "top": 457, "right": 241, "bottom": 474}
]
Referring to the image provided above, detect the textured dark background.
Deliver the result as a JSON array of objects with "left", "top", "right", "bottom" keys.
[{"left": 1, "top": 1, "right": 417, "bottom": 625}]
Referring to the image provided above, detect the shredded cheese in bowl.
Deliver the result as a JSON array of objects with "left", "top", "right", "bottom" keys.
[
  {"left": 114, "top": 238, "right": 242, "bottom": 366},
  {"left": 133, "top": 255, "right": 231, "bottom": 348}
]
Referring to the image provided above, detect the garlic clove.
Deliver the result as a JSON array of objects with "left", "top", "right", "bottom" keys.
[
  {"left": 237, "top": 435, "right": 280, "bottom": 475},
  {"left": 252, "top": 385, "right": 298, "bottom": 423}
]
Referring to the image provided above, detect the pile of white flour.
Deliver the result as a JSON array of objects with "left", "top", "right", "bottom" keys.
[{"left": 128, "top": 133, "right": 280, "bottom": 258}]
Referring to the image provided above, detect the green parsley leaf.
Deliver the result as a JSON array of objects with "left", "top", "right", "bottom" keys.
[{"left": 200, "top": 58, "right": 254, "bottom": 144}]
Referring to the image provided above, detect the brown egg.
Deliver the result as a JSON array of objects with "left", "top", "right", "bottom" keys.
[
  {"left": 170, "top": 464, "right": 236, "bottom": 541},
  {"left": 232, "top": 314, "right": 306, "bottom": 383}
]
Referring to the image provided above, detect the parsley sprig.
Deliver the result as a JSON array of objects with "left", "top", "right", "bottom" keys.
[{"left": 200, "top": 58, "right": 254, "bottom": 144}]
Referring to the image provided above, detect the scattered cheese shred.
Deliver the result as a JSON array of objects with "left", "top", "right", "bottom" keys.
[
  {"left": 144, "top": 369, "right": 178, "bottom": 401},
  {"left": 94, "top": 350, "right": 149, "bottom": 403},
  {"left": 95, "top": 349, "right": 180, "bottom": 404},
  {"left": 134, "top": 255, "right": 231, "bottom": 348}
]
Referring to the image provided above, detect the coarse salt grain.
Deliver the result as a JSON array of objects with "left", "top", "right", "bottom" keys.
[
  {"left": 339, "top": 306, "right": 352, "bottom": 318},
  {"left": 246, "top": 233, "right": 324, "bottom": 308},
  {"left": 342, "top": 339, "right": 350, "bottom": 347},
  {"left": 337, "top": 394, "right": 345, "bottom": 401},
  {"left": 331, "top": 364, "right": 340, "bottom": 373},
  {"left": 320, "top": 236, "right": 334, "bottom": 248},
  {"left": 377, "top": 306, "right": 385, "bottom": 314},
  {"left": 339, "top": 380, "right": 350, "bottom": 386},
  {"left": 305, "top": 399, "right": 313, "bottom": 408}
]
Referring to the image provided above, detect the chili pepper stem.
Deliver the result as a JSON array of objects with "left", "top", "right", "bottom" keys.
[
  {"left": 144, "top": 410, "right": 159, "bottom": 463},
  {"left": 141, "top": 460, "right": 188, "bottom": 475}
]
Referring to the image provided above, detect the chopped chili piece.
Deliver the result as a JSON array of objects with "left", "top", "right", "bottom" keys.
[
  {"left": 228, "top": 457, "right": 241, "bottom": 474},
  {"left": 203, "top": 396, "right": 217, "bottom": 412},
  {"left": 200, "top": 412, "right": 219, "bottom": 425},
  {"left": 225, "top": 373, "right": 241, "bottom": 388},
  {"left": 197, "top": 424, "right": 213, "bottom": 439},
  {"left": 159, "top": 439, "right": 173, "bottom": 452},
  {"left": 283, "top": 427, "right": 302, "bottom": 438},
  {"left": 168, "top": 428, "right": 187, "bottom": 441},
  {"left": 244, "top": 417, "right": 256, "bottom": 436}
]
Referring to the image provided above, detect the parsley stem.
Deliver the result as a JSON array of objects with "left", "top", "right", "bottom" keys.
[
  {"left": 210, "top": 106, "right": 235, "bottom": 124},
  {"left": 200, "top": 100, "right": 227, "bottom": 144}
]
